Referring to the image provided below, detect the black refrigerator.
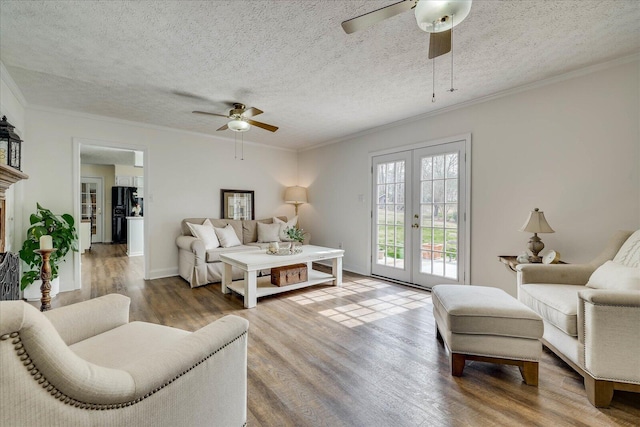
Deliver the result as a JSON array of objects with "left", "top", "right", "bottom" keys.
[{"left": 112, "top": 186, "right": 142, "bottom": 243}]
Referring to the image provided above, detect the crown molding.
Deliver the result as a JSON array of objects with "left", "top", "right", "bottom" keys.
[
  {"left": 300, "top": 52, "right": 640, "bottom": 153},
  {"left": 25, "top": 104, "right": 296, "bottom": 153},
  {"left": 0, "top": 61, "right": 28, "bottom": 108}
]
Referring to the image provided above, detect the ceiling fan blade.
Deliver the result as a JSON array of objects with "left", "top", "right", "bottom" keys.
[
  {"left": 341, "top": 0, "right": 415, "bottom": 34},
  {"left": 243, "top": 107, "right": 263, "bottom": 118},
  {"left": 428, "top": 30, "right": 451, "bottom": 59},
  {"left": 246, "top": 119, "right": 278, "bottom": 133},
  {"left": 193, "top": 110, "right": 229, "bottom": 118},
  {"left": 216, "top": 124, "right": 229, "bottom": 131}
]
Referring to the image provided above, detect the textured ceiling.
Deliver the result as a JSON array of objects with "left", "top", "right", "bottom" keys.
[{"left": 1, "top": 1, "right": 638, "bottom": 150}]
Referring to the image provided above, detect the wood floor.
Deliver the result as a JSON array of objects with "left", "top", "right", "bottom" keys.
[{"left": 47, "top": 244, "right": 639, "bottom": 426}]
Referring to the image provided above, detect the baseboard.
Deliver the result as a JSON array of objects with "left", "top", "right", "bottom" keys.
[
  {"left": 313, "top": 260, "right": 366, "bottom": 276},
  {"left": 148, "top": 267, "right": 179, "bottom": 280}
]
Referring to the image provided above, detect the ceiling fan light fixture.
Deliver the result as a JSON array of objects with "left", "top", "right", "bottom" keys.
[
  {"left": 228, "top": 119, "right": 250, "bottom": 132},
  {"left": 415, "top": 0, "right": 472, "bottom": 33}
]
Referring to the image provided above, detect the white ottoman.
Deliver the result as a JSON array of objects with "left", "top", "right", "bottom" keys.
[{"left": 432, "top": 285, "right": 544, "bottom": 386}]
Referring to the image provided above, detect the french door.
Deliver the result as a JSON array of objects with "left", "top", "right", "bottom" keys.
[{"left": 371, "top": 139, "right": 468, "bottom": 288}]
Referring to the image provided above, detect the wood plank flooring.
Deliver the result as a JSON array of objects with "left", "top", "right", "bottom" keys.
[{"left": 46, "top": 244, "right": 640, "bottom": 426}]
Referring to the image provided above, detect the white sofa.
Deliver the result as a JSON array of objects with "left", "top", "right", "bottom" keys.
[
  {"left": 176, "top": 216, "right": 295, "bottom": 288},
  {"left": 0, "top": 294, "right": 248, "bottom": 426},
  {"left": 517, "top": 230, "right": 640, "bottom": 407}
]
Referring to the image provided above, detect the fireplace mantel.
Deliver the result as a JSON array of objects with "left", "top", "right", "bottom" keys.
[
  {"left": 0, "top": 163, "right": 27, "bottom": 252},
  {"left": 0, "top": 163, "right": 28, "bottom": 200}
]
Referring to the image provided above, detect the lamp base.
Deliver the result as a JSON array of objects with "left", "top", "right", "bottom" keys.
[{"left": 527, "top": 233, "right": 544, "bottom": 264}]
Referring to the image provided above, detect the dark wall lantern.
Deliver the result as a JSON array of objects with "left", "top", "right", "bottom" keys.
[{"left": 0, "top": 116, "right": 22, "bottom": 171}]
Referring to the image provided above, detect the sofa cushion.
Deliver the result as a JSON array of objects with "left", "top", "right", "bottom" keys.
[
  {"left": 215, "top": 224, "right": 242, "bottom": 248},
  {"left": 245, "top": 242, "right": 270, "bottom": 249},
  {"left": 186, "top": 219, "right": 220, "bottom": 250},
  {"left": 586, "top": 260, "right": 640, "bottom": 290},
  {"left": 181, "top": 218, "right": 243, "bottom": 240},
  {"left": 257, "top": 222, "right": 281, "bottom": 242},
  {"left": 612, "top": 229, "right": 640, "bottom": 267},
  {"left": 241, "top": 217, "right": 287, "bottom": 243},
  {"left": 274, "top": 216, "right": 298, "bottom": 241},
  {"left": 518, "top": 284, "right": 586, "bottom": 337},
  {"left": 205, "top": 245, "right": 258, "bottom": 262}
]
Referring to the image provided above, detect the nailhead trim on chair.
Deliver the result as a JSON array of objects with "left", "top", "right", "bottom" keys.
[
  {"left": 1, "top": 330, "right": 248, "bottom": 411},
  {"left": 580, "top": 301, "right": 640, "bottom": 384}
]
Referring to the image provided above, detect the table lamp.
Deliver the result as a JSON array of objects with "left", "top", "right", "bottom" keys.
[
  {"left": 284, "top": 186, "right": 307, "bottom": 216},
  {"left": 519, "top": 208, "right": 554, "bottom": 263}
]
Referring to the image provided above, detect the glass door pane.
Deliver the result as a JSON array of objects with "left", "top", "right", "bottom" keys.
[
  {"left": 412, "top": 140, "right": 466, "bottom": 288},
  {"left": 371, "top": 152, "right": 411, "bottom": 283}
]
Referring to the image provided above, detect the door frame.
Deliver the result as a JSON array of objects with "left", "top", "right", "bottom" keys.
[
  {"left": 72, "top": 138, "right": 150, "bottom": 289},
  {"left": 368, "top": 133, "right": 471, "bottom": 285}
]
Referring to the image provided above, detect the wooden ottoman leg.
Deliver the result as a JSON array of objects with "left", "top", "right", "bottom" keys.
[
  {"left": 519, "top": 361, "right": 539, "bottom": 386},
  {"left": 451, "top": 353, "right": 466, "bottom": 376}
]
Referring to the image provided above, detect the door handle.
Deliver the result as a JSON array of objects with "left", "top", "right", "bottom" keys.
[
  {"left": 414, "top": 214, "right": 419, "bottom": 219},
  {"left": 412, "top": 224, "right": 419, "bottom": 229}
]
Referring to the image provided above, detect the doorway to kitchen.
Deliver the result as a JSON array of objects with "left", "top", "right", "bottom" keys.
[{"left": 73, "top": 138, "right": 149, "bottom": 289}]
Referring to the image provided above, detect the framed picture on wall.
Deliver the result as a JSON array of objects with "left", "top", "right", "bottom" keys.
[{"left": 221, "top": 189, "right": 255, "bottom": 220}]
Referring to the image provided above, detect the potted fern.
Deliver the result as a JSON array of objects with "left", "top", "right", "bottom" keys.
[{"left": 19, "top": 203, "right": 78, "bottom": 300}]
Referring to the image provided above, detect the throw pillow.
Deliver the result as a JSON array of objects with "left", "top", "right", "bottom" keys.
[
  {"left": 257, "top": 222, "right": 281, "bottom": 243},
  {"left": 215, "top": 224, "right": 242, "bottom": 248},
  {"left": 186, "top": 219, "right": 220, "bottom": 250},
  {"left": 586, "top": 260, "right": 640, "bottom": 290},
  {"left": 273, "top": 216, "right": 298, "bottom": 242},
  {"left": 612, "top": 230, "right": 640, "bottom": 267}
]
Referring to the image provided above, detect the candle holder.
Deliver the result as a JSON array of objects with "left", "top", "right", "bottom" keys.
[{"left": 34, "top": 248, "right": 56, "bottom": 312}]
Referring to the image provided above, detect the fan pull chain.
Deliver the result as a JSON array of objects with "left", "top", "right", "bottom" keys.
[
  {"left": 432, "top": 57, "right": 436, "bottom": 103},
  {"left": 449, "top": 14, "right": 456, "bottom": 93},
  {"left": 234, "top": 132, "right": 238, "bottom": 160},
  {"left": 241, "top": 132, "right": 244, "bottom": 160}
]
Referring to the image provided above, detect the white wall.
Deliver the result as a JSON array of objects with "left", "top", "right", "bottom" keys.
[
  {"left": 22, "top": 107, "right": 298, "bottom": 290},
  {"left": 114, "top": 164, "right": 143, "bottom": 177},
  {"left": 298, "top": 60, "right": 640, "bottom": 295}
]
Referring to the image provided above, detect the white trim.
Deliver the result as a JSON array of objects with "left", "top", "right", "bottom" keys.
[
  {"left": 369, "top": 132, "right": 472, "bottom": 157},
  {"left": 300, "top": 53, "right": 640, "bottom": 152},
  {"left": 0, "top": 61, "right": 28, "bottom": 107},
  {"left": 27, "top": 104, "right": 295, "bottom": 153},
  {"left": 73, "top": 137, "right": 151, "bottom": 285}
]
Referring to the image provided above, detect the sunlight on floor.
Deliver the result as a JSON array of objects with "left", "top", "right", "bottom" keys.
[{"left": 287, "top": 280, "right": 431, "bottom": 328}]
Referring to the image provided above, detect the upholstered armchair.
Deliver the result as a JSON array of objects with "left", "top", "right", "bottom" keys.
[
  {"left": 517, "top": 230, "right": 640, "bottom": 407},
  {"left": 0, "top": 294, "right": 248, "bottom": 426}
]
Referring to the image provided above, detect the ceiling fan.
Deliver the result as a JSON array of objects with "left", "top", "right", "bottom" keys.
[
  {"left": 341, "top": 0, "right": 472, "bottom": 59},
  {"left": 193, "top": 103, "right": 278, "bottom": 133}
]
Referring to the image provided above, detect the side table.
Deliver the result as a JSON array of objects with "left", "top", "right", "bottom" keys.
[{"left": 498, "top": 255, "right": 567, "bottom": 273}]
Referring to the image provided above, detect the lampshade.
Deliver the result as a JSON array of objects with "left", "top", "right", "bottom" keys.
[
  {"left": 284, "top": 186, "right": 307, "bottom": 204},
  {"left": 519, "top": 208, "right": 555, "bottom": 234},
  {"left": 414, "top": 0, "right": 472, "bottom": 33},
  {"left": 228, "top": 119, "right": 250, "bottom": 132}
]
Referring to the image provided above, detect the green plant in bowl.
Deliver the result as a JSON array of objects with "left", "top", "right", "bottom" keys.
[{"left": 285, "top": 226, "right": 306, "bottom": 243}]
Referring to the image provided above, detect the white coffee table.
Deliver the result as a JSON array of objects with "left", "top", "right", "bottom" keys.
[{"left": 220, "top": 245, "right": 344, "bottom": 308}]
